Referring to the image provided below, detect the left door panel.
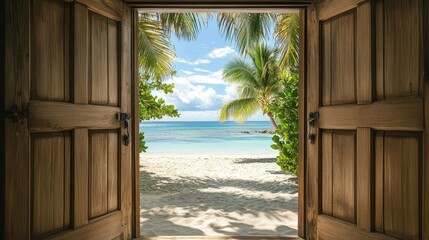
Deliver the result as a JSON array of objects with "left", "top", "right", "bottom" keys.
[{"left": 5, "top": 0, "right": 132, "bottom": 239}]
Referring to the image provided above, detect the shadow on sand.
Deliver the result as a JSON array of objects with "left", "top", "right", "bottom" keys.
[{"left": 140, "top": 160, "right": 298, "bottom": 237}]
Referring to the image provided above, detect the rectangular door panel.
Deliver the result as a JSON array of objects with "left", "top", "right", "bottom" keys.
[
  {"left": 31, "top": 0, "right": 71, "bottom": 102},
  {"left": 377, "top": 0, "right": 423, "bottom": 100},
  {"left": 89, "top": 12, "right": 120, "bottom": 106},
  {"left": 89, "top": 130, "right": 120, "bottom": 219},
  {"left": 31, "top": 132, "right": 72, "bottom": 238},
  {"left": 321, "top": 130, "right": 356, "bottom": 223},
  {"left": 375, "top": 132, "right": 422, "bottom": 240},
  {"left": 321, "top": 10, "right": 356, "bottom": 106}
]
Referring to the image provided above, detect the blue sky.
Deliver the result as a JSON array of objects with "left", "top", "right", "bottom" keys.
[{"left": 153, "top": 16, "right": 275, "bottom": 121}]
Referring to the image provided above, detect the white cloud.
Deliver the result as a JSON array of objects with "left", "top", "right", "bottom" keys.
[
  {"left": 208, "top": 46, "right": 235, "bottom": 59},
  {"left": 181, "top": 70, "right": 194, "bottom": 75},
  {"left": 193, "top": 68, "right": 212, "bottom": 73},
  {"left": 170, "top": 69, "right": 225, "bottom": 85},
  {"left": 222, "top": 85, "right": 237, "bottom": 102},
  {"left": 175, "top": 58, "right": 211, "bottom": 65},
  {"left": 158, "top": 77, "right": 219, "bottom": 110}
]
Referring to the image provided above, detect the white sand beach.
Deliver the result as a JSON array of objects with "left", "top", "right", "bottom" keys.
[{"left": 140, "top": 154, "right": 298, "bottom": 237}]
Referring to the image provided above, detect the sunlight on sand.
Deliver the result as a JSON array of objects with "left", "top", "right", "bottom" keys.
[{"left": 140, "top": 155, "right": 298, "bottom": 237}]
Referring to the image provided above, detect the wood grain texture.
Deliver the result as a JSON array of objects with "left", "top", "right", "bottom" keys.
[
  {"left": 321, "top": 20, "right": 331, "bottom": 106},
  {"left": 297, "top": 9, "right": 306, "bottom": 239},
  {"left": 90, "top": 12, "right": 109, "bottom": 105},
  {"left": 384, "top": 0, "right": 422, "bottom": 99},
  {"left": 29, "top": 101, "right": 120, "bottom": 132},
  {"left": 4, "top": 0, "right": 30, "bottom": 238},
  {"left": 375, "top": 0, "right": 384, "bottom": 100},
  {"left": 318, "top": 0, "right": 365, "bottom": 20},
  {"left": 356, "top": 2, "right": 372, "bottom": 104},
  {"left": 318, "top": 97, "right": 424, "bottom": 131},
  {"left": 332, "top": 131, "right": 356, "bottom": 223},
  {"left": 74, "top": 3, "right": 89, "bottom": 104},
  {"left": 76, "top": 0, "right": 122, "bottom": 21},
  {"left": 52, "top": 212, "right": 122, "bottom": 240},
  {"left": 318, "top": 215, "right": 396, "bottom": 240},
  {"left": 321, "top": 131, "right": 333, "bottom": 215},
  {"left": 108, "top": 131, "right": 119, "bottom": 212},
  {"left": 89, "top": 131, "right": 109, "bottom": 219},
  {"left": 64, "top": 133, "right": 71, "bottom": 229},
  {"left": 374, "top": 132, "right": 384, "bottom": 232},
  {"left": 120, "top": 2, "right": 133, "bottom": 238},
  {"left": 32, "top": 132, "right": 71, "bottom": 238},
  {"left": 108, "top": 19, "right": 119, "bottom": 107},
  {"left": 384, "top": 133, "right": 420, "bottom": 239},
  {"left": 31, "top": 0, "right": 69, "bottom": 102},
  {"left": 74, "top": 128, "right": 89, "bottom": 228},
  {"left": 356, "top": 128, "right": 372, "bottom": 231},
  {"left": 305, "top": 4, "right": 320, "bottom": 239},
  {"left": 331, "top": 11, "right": 356, "bottom": 105}
]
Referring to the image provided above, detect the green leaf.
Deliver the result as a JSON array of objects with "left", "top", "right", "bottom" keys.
[{"left": 271, "top": 144, "right": 280, "bottom": 150}]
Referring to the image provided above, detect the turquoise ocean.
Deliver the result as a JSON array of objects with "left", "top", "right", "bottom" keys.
[{"left": 140, "top": 121, "right": 278, "bottom": 156}]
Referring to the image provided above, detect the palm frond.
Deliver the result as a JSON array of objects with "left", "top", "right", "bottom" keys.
[
  {"left": 217, "top": 13, "right": 275, "bottom": 54},
  {"left": 247, "top": 43, "right": 279, "bottom": 90},
  {"left": 138, "top": 14, "right": 174, "bottom": 79},
  {"left": 219, "top": 98, "right": 260, "bottom": 123},
  {"left": 160, "top": 13, "right": 211, "bottom": 41},
  {"left": 222, "top": 58, "right": 259, "bottom": 88},
  {"left": 275, "top": 13, "right": 300, "bottom": 70},
  {"left": 237, "top": 85, "right": 259, "bottom": 99}
]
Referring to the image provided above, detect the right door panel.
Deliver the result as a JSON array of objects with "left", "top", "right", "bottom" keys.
[{"left": 307, "top": 0, "right": 425, "bottom": 239}]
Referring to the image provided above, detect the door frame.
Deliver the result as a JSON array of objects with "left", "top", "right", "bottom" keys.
[
  {"left": 129, "top": 4, "right": 309, "bottom": 239},
  {"left": 0, "top": 0, "right": 5, "bottom": 237}
]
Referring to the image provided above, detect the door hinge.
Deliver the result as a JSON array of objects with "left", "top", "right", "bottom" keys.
[{"left": 4, "top": 104, "right": 28, "bottom": 123}]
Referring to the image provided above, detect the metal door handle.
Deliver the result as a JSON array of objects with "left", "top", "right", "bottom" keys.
[
  {"left": 117, "top": 112, "right": 131, "bottom": 146},
  {"left": 308, "top": 111, "right": 319, "bottom": 144}
]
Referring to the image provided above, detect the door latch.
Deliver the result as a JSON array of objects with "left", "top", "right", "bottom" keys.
[
  {"left": 117, "top": 112, "right": 131, "bottom": 146},
  {"left": 308, "top": 111, "right": 319, "bottom": 144},
  {"left": 4, "top": 104, "right": 28, "bottom": 123}
]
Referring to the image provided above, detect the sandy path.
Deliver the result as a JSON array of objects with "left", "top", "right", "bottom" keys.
[{"left": 140, "top": 155, "right": 298, "bottom": 237}]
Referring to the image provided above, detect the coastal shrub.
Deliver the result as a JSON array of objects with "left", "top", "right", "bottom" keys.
[
  {"left": 139, "top": 71, "right": 180, "bottom": 152},
  {"left": 269, "top": 71, "right": 299, "bottom": 175}
]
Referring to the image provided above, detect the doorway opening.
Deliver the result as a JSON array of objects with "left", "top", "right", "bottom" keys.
[{"left": 134, "top": 9, "right": 306, "bottom": 238}]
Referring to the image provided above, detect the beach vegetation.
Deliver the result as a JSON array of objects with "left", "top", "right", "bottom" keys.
[{"left": 269, "top": 71, "right": 299, "bottom": 175}]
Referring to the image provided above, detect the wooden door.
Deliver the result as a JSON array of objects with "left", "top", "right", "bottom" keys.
[
  {"left": 4, "top": 0, "right": 133, "bottom": 239},
  {"left": 306, "top": 0, "right": 428, "bottom": 239}
]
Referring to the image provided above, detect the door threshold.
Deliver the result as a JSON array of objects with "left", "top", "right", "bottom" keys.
[{"left": 138, "top": 235, "right": 301, "bottom": 240}]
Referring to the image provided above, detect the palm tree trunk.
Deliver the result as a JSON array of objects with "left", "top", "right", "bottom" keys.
[{"left": 267, "top": 111, "right": 278, "bottom": 129}]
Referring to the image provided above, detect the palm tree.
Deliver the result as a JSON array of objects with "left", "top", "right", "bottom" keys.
[
  {"left": 219, "top": 43, "right": 281, "bottom": 129},
  {"left": 138, "top": 13, "right": 210, "bottom": 79},
  {"left": 217, "top": 12, "right": 299, "bottom": 70}
]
